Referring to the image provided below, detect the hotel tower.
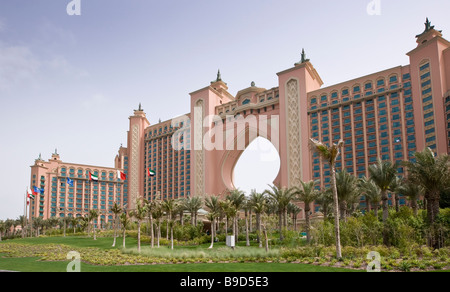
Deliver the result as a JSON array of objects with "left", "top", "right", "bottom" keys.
[{"left": 29, "top": 19, "right": 450, "bottom": 222}]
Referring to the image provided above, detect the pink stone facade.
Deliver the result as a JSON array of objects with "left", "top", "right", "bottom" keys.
[{"left": 29, "top": 20, "right": 450, "bottom": 220}]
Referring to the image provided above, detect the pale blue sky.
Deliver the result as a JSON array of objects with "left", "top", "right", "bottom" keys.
[{"left": 0, "top": 0, "right": 449, "bottom": 220}]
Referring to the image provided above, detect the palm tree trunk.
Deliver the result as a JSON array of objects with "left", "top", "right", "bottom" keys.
[
  {"left": 373, "top": 205, "right": 379, "bottom": 219},
  {"left": 262, "top": 224, "right": 269, "bottom": 252},
  {"left": 150, "top": 216, "right": 154, "bottom": 248},
  {"left": 278, "top": 210, "right": 283, "bottom": 241},
  {"left": 257, "top": 213, "right": 262, "bottom": 247},
  {"left": 112, "top": 216, "right": 117, "bottom": 247},
  {"left": 122, "top": 228, "right": 126, "bottom": 248},
  {"left": 381, "top": 190, "right": 389, "bottom": 223},
  {"left": 170, "top": 223, "right": 174, "bottom": 250},
  {"left": 93, "top": 220, "right": 97, "bottom": 241},
  {"left": 235, "top": 217, "right": 239, "bottom": 243},
  {"left": 381, "top": 190, "right": 390, "bottom": 246},
  {"left": 157, "top": 220, "right": 161, "bottom": 248},
  {"left": 137, "top": 221, "right": 141, "bottom": 253},
  {"left": 331, "top": 165, "right": 342, "bottom": 259},
  {"left": 395, "top": 193, "right": 400, "bottom": 212},
  {"left": 224, "top": 216, "right": 228, "bottom": 236},
  {"left": 411, "top": 200, "right": 418, "bottom": 217},
  {"left": 208, "top": 218, "right": 215, "bottom": 249},
  {"left": 166, "top": 219, "right": 169, "bottom": 240},
  {"left": 249, "top": 210, "right": 253, "bottom": 233},
  {"left": 245, "top": 211, "right": 250, "bottom": 247},
  {"left": 305, "top": 206, "right": 311, "bottom": 244}
]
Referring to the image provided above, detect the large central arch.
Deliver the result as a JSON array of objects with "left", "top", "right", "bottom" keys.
[
  {"left": 220, "top": 114, "right": 282, "bottom": 193},
  {"left": 189, "top": 60, "right": 324, "bottom": 199}
]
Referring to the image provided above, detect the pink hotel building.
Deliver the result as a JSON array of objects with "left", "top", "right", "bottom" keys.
[{"left": 29, "top": 19, "right": 450, "bottom": 222}]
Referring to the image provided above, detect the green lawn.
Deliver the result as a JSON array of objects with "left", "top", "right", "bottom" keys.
[
  {"left": 0, "top": 255, "right": 357, "bottom": 272},
  {"left": 0, "top": 235, "right": 358, "bottom": 272}
]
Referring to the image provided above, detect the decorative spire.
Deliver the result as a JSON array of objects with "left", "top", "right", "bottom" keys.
[
  {"left": 216, "top": 70, "right": 222, "bottom": 82},
  {"left": 416, "top": 17, "right": 441, "bottom": 38},
  {"left": 138, "top": 103, "right": 142, "bottom": 111},
  {"left": 425, "top": 17, "right": 434, "bottom": 31},
  {"left": 54, "top": 148, "right": 58, "bottom": 155},
  {"left": 295, "top": 48, "right": 310, "bottom": 65},
  {"left": 251, "top": 81, "right": 256, "bottom": 87}
]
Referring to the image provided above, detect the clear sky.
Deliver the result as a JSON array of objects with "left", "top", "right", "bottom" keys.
[{"left": 0, "top": 0, "right": 449, "bottom": 220}]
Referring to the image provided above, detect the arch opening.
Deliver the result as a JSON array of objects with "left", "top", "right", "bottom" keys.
[{"left": 232, "top": 137, "right": 281, "bottom": 195}]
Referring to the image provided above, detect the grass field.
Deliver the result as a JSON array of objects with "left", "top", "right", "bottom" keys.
[{"left": 0, "top": 235, "right": 358, "bottom": 272}]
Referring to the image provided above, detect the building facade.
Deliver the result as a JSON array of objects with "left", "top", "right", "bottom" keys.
[{"left": 29, "top": 19, "right": 450, "bottom": 221}]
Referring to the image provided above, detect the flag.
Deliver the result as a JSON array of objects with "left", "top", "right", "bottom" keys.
[
  {"left": 89, "top": 172, "right": 99, "bottom": 181},
  {"left": 33, "top": 186, "right": 44, "bottom": 194},
  {"left": 67, "top": 177, "right": 74, "bottom": 187},
  {"left": 117, "top": 170, "right": 127, "bottom": 181},
  {"left": 148, "top": 168, "right": 156, "bottom": 177},
  {"left": 27, "top": 187, "right": 35, "bottom": 200}
]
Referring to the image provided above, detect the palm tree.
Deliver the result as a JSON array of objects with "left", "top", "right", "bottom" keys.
[
  {"left": 315, "top": 188, "right": 333, "bottom": 218},
  {"left": 242, "top": 199, "right": 251, "bottom": 246},
  {"left": 70, "top": 217, "right": 78, "bottom": 234},
  {"left": 309, "top": 138, "right": 344, "bottom": 259},
  {"left": 183, "top": 196, "right": 203, "bottom": 226},
  {"left": 263, "top": 184, "right": 297, "bottom": 241},
  {"left": 249, "top": 191, "right": 266, "bottom": 247},
  {"left": 152, "top": 202, "right": 164, "bottom": 248},
  {"left": 162, "top": 199, "right": 176, "bottom": 240},
  {"left": 110, "top": 202, "right": 122, "bottom": 247},
  {"left": 88, "top": 209, "right": 99, "bottom": 240},
  {"left": 227, "top": 188, "right": 246, "bottom": 242},
  {"left": 205, "top": 195, "right": 220, "bottom": 248},
  {"left": 358, "top": 176, "right": 382, "bottom": 218},
  {"left": 176, "top": 198, "right": 186, "bottom": 226},
  {"left": 130, "top": 198, "right": 147, "bottom": 253},
  {"left": 335, "top": 170, "right": 358, "bottom": 220},
  {"left": 78, "top": 216, "right": 89, "bottom": 233},
  {"left": 287, "top": 203, "right": 301, "bottom": 231},
  {"left": 368, "top": 159, "right": 398, "bottom": 223},
  {"left": 144, "top": 200, "right": 155, "bottom": 247},
  {"left": 119, "top": 212, "right": 130, "bottom": 248},
  {"left": 403, "top": 148, "right": 450, "bottom": 224},
  {"left": 296, "top": 180, "right": 320, "bottom": 243},
  {"left": 219, "top": 199, "right": 233, "bottom": 236},
  {"left": 221, "top": 199, "right": 237, "bottom": 244},
  {"left": 396, "top": 179, "right": 423, "bottom": 217}
]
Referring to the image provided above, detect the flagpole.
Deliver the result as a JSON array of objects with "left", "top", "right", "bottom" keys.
[{"left": 23, "top": 187, "right": 27, "bottom": 238}]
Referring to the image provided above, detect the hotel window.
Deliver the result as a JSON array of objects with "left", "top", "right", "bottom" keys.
[
  {"left": 342, "top": 89, "right": 349, "bottom": 96},
  {"left": 353, "top": 85, "right": 360, "bottom": 93},
  {"left": 420, "top": 63, "right": 430, "bottom": 71},
  {"left": 377, "top": 79, "right": 385, "bottom": 87},
  {"left": 389, "top": 75, "right": 398, "bottom": 83}
]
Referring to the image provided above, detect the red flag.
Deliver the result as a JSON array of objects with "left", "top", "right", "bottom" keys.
[{"left": 117, "top": 170, "right": 127, "bottom": 181}]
